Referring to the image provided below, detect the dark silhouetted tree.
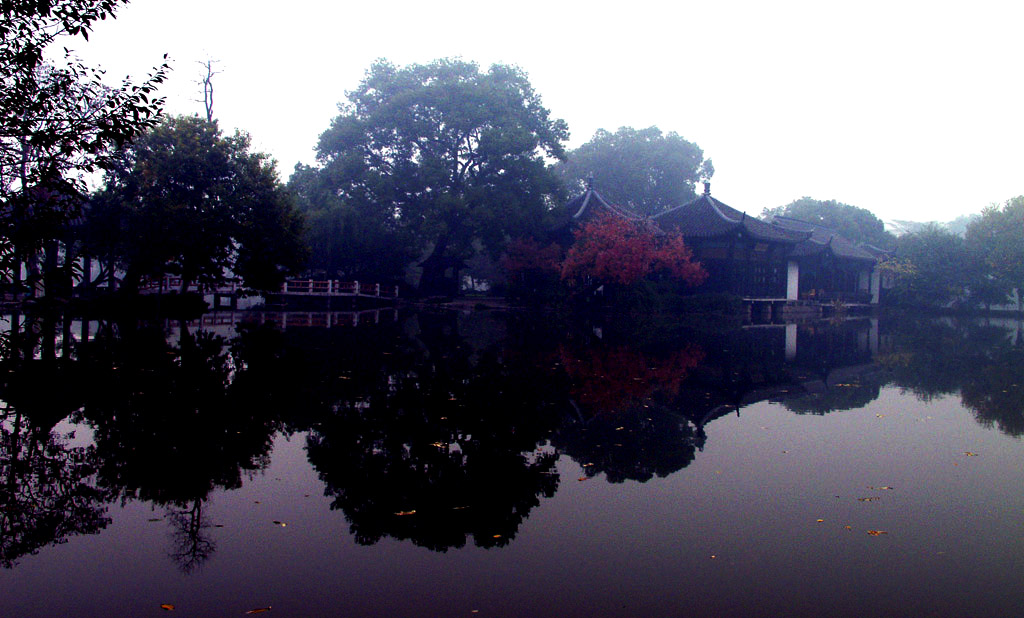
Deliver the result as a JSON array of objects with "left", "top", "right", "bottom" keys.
[
  {"left": 87, "top": 116, "right": 304, "bottom": 293},
  {"left": 309, "top": 58, "right": 568, "bottom": 295}
]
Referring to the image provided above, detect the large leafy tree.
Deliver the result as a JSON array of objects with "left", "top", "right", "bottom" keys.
[
  {"left": 89, "top": 115, "right": 304, "bottom": 293},
  {"left": 556, "top": 126, "right": 712, "bottom": 217},
  {"left": 762, "top": 197, "right": 896, "bottom": 250},
  {"left": 965, "top": 196, "right": 1024, "bottom": 306},
  {"left": 288, "top": 162, "right": 413, "bottom": 283},
  {"left": 883, "top": 223, "right": 972, "bottom": 308},
  {"left": 310, "top": 58, "right": 568, "bottom": 295},
  {"left": 1, "top": 0, "right": 168, "bottom": 292}
]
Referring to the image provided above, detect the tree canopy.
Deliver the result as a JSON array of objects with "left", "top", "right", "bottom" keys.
[
  {"left": 556, "top": 126, "right": 711, "bottom": 217},
  {"left": 88, "top": 115, "right": 304, "bottom": 293},
  {"left": 965, "top": 196, "right": 1024, "bottom": 304},
  {"left": 762, "top": 197, "right": 896, "bottom": 250},
  {"left": 882, "top": 223, "right": 973, "bottom": 308},
  {"left": 1, "top": 0, "right": 168, "bottom": 291},
  {"left": 305, "top": 58, "right": 568, "bottom": 295}
]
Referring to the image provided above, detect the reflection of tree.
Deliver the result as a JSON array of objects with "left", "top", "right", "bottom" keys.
[
  {"left": 306, "top": 312, "right": 560, "bottom": 551},
  {"left": 79, "top": 321, "right": 282, "bottom": 571},
  {"left": 881, "top": 318, "right": 1024, "bottom": 436},
  {"left": 167, "top": 498, "right": 215, "bottom": 574},
  {"left": 554, "top": 402, "right": 705, "bottom": 483},
  {"left": 559, "top": 344, "right": 704, "bottom": 414},
  {"left": 0, "top": 411, "right": 110, "bottom": 568}
]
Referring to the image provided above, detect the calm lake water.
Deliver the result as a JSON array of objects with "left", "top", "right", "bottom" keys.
[{"left": 1, "top": 309, "right": 1023, "bottom": 617}]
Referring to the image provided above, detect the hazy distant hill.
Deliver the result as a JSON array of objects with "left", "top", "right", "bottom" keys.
[{"left": 887, "top": 213, "right": 979, "bottom": 237}]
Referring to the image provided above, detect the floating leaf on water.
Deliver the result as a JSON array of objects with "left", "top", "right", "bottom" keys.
[
  {"left": 492, "top": 534, "right": 502, "bottom": 539},
  {"left": 844, "top": 526, "right": 853, "bottom": 531},
  {"left": 964, "top": 452, "right": 978, "bottom": 457},
  {"left": 816, "top": 519, "right": 824, "bottom": 523},
  {"left": 867, "top": 530, "right": 888, "bottom": 536},
  {"left": 582, "top": 463, "right": 594, "bottom": 467},
  {"left": 429, "top": 442, "right": 445, "bottom": 448},
  {"left": 858, "top": 497, "right": 881, "bottom": 502},
  {"left": 272, "top": 521, "right": 287, "bottom": 527},
  {"left": 245, "top": 608, "right": 272, "bottom": 614},
  {"left": 394, "top": 510, "right": 416, "bottom": 516},
  {"left": 452, "top": 506, "right": 469, "bottom": 510},
  {"left": 214, "top": 524, "right": 225, "bottom": 528},
  {"left": 710, "top": 554, "right": 717, "bottom": 559},
  {"left": 577, "top": 477, "right": 589, "bottom": 482},
  {"left": 147, "top": 518, "right": 163, "bottom": 522},
  {"left": 615, "top": 427, "right": 625, "bottom": 431},
  {"left": 160, "top": 604, "right": 175, "bottom": 611}
]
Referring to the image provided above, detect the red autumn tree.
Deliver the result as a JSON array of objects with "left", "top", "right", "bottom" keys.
[{"left": 560, "top": 214, "right": 707, "bottom": 287}]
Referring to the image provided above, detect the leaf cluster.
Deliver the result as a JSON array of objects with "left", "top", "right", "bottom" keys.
[
  {"left": 556, "top": 126, "right": 708, "bottom": 217},
  {"left": 88, "top": 116, "right": 304, "bottom": 292},
  {"left": 304, "top": 58, "right": 568, "bottom": 283},
  {"left": 560, "top": 214, "right": 707, "bottom": 288}
]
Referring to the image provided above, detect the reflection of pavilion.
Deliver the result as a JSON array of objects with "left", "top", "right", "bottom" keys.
[{"left": 556, "top": 318, "right": 889, "bottom": 481}]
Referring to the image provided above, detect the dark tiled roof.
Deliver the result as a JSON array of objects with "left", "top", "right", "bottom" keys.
[
  {"left": 654, "top": 194, "right": 809, "bottom": 243},
  {"left": 562, "top": 188, "right": 645, "bottom": 226},
  {"left": 771, "top": 216, "right": 877, "bottom": 262}
]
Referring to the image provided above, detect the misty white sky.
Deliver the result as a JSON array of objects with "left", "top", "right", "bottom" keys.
[{"left": 71, "top": 0, "right": 1024, "bottom": 224}]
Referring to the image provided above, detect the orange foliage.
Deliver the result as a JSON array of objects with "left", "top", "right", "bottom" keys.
[{"left": 560, "top": 214, "right": 706, "bottom": 287}]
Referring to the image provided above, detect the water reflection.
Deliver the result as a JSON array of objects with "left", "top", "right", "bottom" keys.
[
  {"left": 306, "top": 311, "right": 560, "bottom": 551},
  {"left": 0, "top": 409, "right": 109, "bottom": 567},
  {"left": 0, "top": 309, "right": 1022, "bottom": 572}
]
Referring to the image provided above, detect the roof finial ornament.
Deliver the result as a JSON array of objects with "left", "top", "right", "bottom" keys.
[
  {"left": 586, "top": 173, "right": 595, "bottom": 191},
  {"left": 703, "top": 181, "right": 711, "bottom": 196}
]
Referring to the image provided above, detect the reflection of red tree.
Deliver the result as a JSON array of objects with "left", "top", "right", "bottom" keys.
[
  {"left": 561, "top": 215, "right": 707, "bottom": 287},
  {"left": 559, "top": 344, "right": 705, "bottom": 414}
]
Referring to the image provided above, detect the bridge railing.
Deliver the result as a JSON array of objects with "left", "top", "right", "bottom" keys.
[
  {"left": 279, "top": 280, "right": 397, "bottom": 298},
  {"left": 139, "top": 276, "right": 397, "bottom": 298}
]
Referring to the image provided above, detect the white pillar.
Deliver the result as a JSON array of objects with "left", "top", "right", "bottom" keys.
[
  {"left": 786, "top": 261, "right": 799, "bottom": 301},
  {"left": 785, "top": 323, "right": 797, "bottom": 361}
]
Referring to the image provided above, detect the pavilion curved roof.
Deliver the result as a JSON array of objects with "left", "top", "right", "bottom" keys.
[
  {"left": 561, "top": 186, "right": 646, "bottom": 226},
  {"left": 654, "top": 187, "right": 809, "bottom": 244},
  {"left": 771, "top": 216, "right": 877, "bottom": 262}
]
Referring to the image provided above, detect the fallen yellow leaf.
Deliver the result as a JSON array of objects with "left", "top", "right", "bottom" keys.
[
  {"left": 272, "top": 521, "right": 287, "bottom": 527},
  {"left": 246, "top": 608, "right": 272, "bottom": 615},
  {"left": 816, "top": 519, "right": 824, "bottom": 523},
  {"left": 858, "top": 497, "right": 881, "bottom": 502},
  {"left": 964, "top": 452, "right": 978, "bottom": 457},
  {"left": 867, "top": 530, "right": 888, "bottom": 536},
  {"left": 394, "top": 510, "right": 416, "bottom": 516},
  {"left": 160, "top": 604, "right": 175, "bottom": 611}
]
